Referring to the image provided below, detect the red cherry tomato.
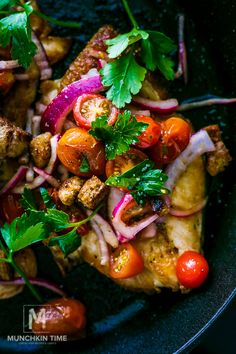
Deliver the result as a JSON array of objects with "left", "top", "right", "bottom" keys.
[
  {"left": 32, "top": 298, "right": 86, "bottom": 339},
  {"left": 135, "top": 116, "right": 161, "bottom": 149},
  {"left": 105, "top": 148, "right": 148, "bottom": 178},
  {"left": 73, "top": 93, "right": 118, "bottom": 129},
  {"left": 0, "top": 193, "right": 24, "bottom": 224},
  {"left": 149, "top": 117, "right": 191, "bottom": 166},
  {"left": 57, "top": 127, "right": 106, "bottom": 177},
  {"left": 110, "top": 243, "right": 144, "bottom": 279},
  {"left": 176, "top": 251, "right": 209, "bottom": 288}
]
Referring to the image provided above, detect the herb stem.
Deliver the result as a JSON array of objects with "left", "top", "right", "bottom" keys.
[
  {"left": 32, "top": 10, "right": 81, "bottom": 29},
  {"left": 121, "top": 0, "right": 139, "bottom": 29},
  {"left": 9, "top": 251, "right": 43, "bottom": 303},
  {"left": 67, "top": 203, "right": 104, "bottom": 228}
]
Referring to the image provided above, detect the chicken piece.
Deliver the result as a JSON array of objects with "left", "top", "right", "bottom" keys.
[
  {"left": 30, "top": 132, "right": 52, "bottom": 168},
  {"left": 0, "top": 71, "right": 15, "bottom": 95},
  {"left": 41, "top": 36, "right": 72, "bottom": 65},
  {"left": 2, "top": 61, "right": 39, "bottom": 128},
  {"left": 0, "top": 116, "right": 30, "bottom": 159},
  {"left": 38, "top": 79, "right": 61, "bottom": 109},
  {"left": 60, "top": 25, "right": 117, "bottom": 89},
  {"left": 0, "top": 248, "right": 37, "bottom": 299},
  {"left": 58, "top": 176, "right": 84, "bottom": 206},
  {"left": 81, "top": 157, "right": 205, "bottom": 293},
  {"left": 29, "top": 0, "right": 52, "bottom": 38},
  {"left": 204, "top": 125, "right": 232, "bottom": 176},
  {"left": 77, "top": 176, "right": 108, "bottom": 210}
]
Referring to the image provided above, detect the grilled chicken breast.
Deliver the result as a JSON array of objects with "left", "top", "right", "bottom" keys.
[{"left": 80, "top": 157, "right": 205, "bottom": 293}]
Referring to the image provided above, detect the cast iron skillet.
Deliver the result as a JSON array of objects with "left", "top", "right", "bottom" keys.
[{"left": 0, "top": 0, "right": 236, "bottom": 353}]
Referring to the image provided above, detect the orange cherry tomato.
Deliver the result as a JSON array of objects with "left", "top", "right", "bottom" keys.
[
  {"left": 32, "top": 298, "right": 86, "bottom": 339},
  {"left": 176, "top": 251, "right": 209, "bottom": 288},
  {"left": 135, "top": 116, "right": 161, "bottom": 149},
  {"left": 105, "top": 148, "right": 148, "bottom": 178},
  {"left": 57, "top": 127, "right": 106, "bottom": 177},
  {"left": 149, "top": 117, "right": 191, "bottom": 166},
  {"left": 73, "top": 93, "right": 118, "bottom": 129},
  {"left": 0, "top": 193, "right": 24, "bottom": 224},
  {"left": 110, "top": 243, "right": 144, "bottom": 279}
]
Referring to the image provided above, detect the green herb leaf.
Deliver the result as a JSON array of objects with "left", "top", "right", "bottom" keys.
[
  {"left": 48, "top": 228, "right": 81, "bottom": 257},
  {"left": 40, "top": 187, "right": 55, "bottom": 209},
  {"left": 106, "top": 28, "right": 148, "bottom": 58},
  {"left": 0, "top": 10, "right": 37, "bottom": 68},
  {"left": 101, "top": 51, "right": 146, "bottom": 108},
  {"left": 141, "top": 31, "right": 176, "bottom": 79},
  {"left": 1, "top": 213, "right": 46, "bottom": 252},
  {"left": 45, "top": 209, "right": 70, "bottom": 231},
  {"left": 89, "top": 111, "right": 148, "bottom": 160},
  {"left": 20, "top": 188, "right": 37, "bottom": 211},
  {"left": 79, "top": 156, "right": 90, "bottom": 173},
  {"left": 105, "top": 159, "right": 169, "bottom": 205}
]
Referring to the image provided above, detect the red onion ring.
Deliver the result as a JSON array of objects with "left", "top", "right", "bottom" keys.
[
  {"left": 90, "top": 219, "right": 110, "bottom": 265},
  {"left": 0, "top": 60, "right": 20, "bottom": 70},
  {"left": 177, "top": 97, "right": 236, "bottom": 111},
  {"left": 0, "top": 166, "right": 28, "bottom": 195},
  {"left": 89, "top": 213, "right": 118, "bottom": 248},
  {"left": 33, "top": 167, "right": 60, "bottom": 188},
  {"left": 169, "top": 198, "right": 208, "bottom": 217},
  {"left": 175, "top": 14, "right": 188, "bottom": 84},
  {"left": 165, "top": 130, "right": 215, "bottom": 190},
  {"left": 41, "top": 75, "right": 104, "bottom": 134},
  {"left": 132, "top": 96, "right": 179, "bottom": 114},
  {"left": 32, "top": 32, "right": 52, "bottom": 81},
  {"left": 139, "top": 222, "right": 157, "bottom": 239},
  {"left": 0, "top": 277, "right": 66, "bottom": 297}
]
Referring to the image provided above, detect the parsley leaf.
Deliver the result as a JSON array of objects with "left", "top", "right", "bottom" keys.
[
  {"left": 101, "top": 50, "right": 146, "bottom": 108},
  {"left": 0, "top": 10, "right": 37, "bottom": 68},
  {"left": 89, "top": 111, "right": 148, "bottom": 160},
  {"left": 106, "top": 28, "right": 149, "bottom": 58},
  {"left": 40, "top": 187, "right": 56, "bottom": 209},
  {"left": 20, "top": 188, "right": 37, "bottom": 211},
  {"left": 48, "top": 228, "right": 81, "bottom": 257},
  {"left": 1, "top": 212, "right": 46, "bottom": 252},
  {"left": 80, "top": 156, "right": 90, "bottom": 173},
  {"left": 45, "top": 209, "right": 70, "bottom": 231},
  {"left": 141, "top": 31, "right": 176, "bottom": 79},
  {"left": 105, "top": 159, "right": 169, "bottom": 205}
]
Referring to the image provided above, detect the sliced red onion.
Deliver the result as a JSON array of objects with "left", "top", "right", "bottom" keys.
[
  {"left": 129, "top": 108, "right": 151, "bottom": 116},
  {"left": 132, "top": 96, "right": 179, "bottom": 114},
  {"left": 14, "top": 73, "right": 30, "bottom": 81},
  {"left": 26, "top": 165, "right": 35, "bottom": 183},
  {"left": 13, "top": 134, "right": 60, "bottom": 193},
  {"left": 175, "top": 14, "right": 188, "bottom": 83},
  {"left": 90, "top": 219, "right": 109, "bottom": 265},
  {"left": 32, "top": 115, "right": 41, "bottom": 137},
  {"left": 90, "top": 213, "right": 118, "bottom": 248},
  {"left": 33, "top": 167, "right": 60, "bottom": 188},
  {"left": 36, "top": 102, "right": 47, "bottom": 115},
  {"left": 0, "top": 60, "right": 20, "bottom": 70},
  {"left": 41, "top": 75, "right": 104, "bottom": 134},
  {"left": 169, "top": 198, "right": 207, "bottom": 217},
  {"left": 80, "top": 68, "right": 100, "bottom": 79},
  {"left": 26, "top": 109, "right": 34, "bottom": 134},
  {"left": 97, "top": 59, "right": 107, "bottom": 69},
  {"left": 139, "top": 222, "right": 157, "bottom": 239},
  {"left": 177, "top": 96, "right": 236, "bottom": 111},
  {"left": 0, "top": 166, "right": 28, "bottom": 195},
  {"left": 116, "top": 231, "right": 130, "bottom": 244},
  {"left": 0, "top": 277, "right": 66, "bottom": 297},
  {"left": 109, "top": 190, "right": 159, "bottom": 240},
  {"left": 32, "top": 32, "right": 52, "bottom": 81},
  {"left": 165, "top": 130, "right": 215, "bottom": 190}
]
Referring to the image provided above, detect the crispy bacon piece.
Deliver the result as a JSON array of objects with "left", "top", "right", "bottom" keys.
[
  {"left": 60, "top": 25, "right": 117, "bottom": 89},
  {"left": 204, "top": 125, "right": 232, "bottom": 176}
]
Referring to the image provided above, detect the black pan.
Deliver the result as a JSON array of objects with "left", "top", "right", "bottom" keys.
[{"left": 0, "top": 0, "right": 236, "bottom": 353}]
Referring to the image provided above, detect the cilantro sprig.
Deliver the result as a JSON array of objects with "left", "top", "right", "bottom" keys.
[
  {"left": 89, "top": 110, "right": 148, "bottom": 160},
  {"left": 105, "top": 159, "right": 170, "bottom": 205},
  {"left": 0, "top": 188, "right": 102, "bottom": 301},
  {"left": 0, "top": 0, "right": 81, "bottom": 68},
  {"left": 101, "top": 0, "right": 176, "bottom": 108}
]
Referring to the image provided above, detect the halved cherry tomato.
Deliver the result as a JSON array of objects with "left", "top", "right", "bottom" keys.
[
  {"left": 176, "top": 251, "right": 209, "bottom": 288},
  {"left": 73, "top": 93, "right": 118, "bottom": 129},
  {"left": 135, "top": 116, "right": 161, "bottom": 149},
  {"left": 105, "top": 148, "right": 148, "bottom": 178},
  {"left": 110, "top": 243, "right": 144, "bottom": 279},
  {"left": 57, "top": 127, "right": 106, "bottom": 177},
  {"left": 0, "top": 193, "right": 23, "bottom": 224},
  {"left": 32, "top": 298, "right": 86, "bottom": 339},
  {"left": 149, "top": 117, "right": 191, "bottom": 166}
]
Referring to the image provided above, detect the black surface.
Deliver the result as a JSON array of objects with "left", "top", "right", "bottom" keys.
[{"left": 0, "top": 0, "right": 236, "bottom": 353}]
